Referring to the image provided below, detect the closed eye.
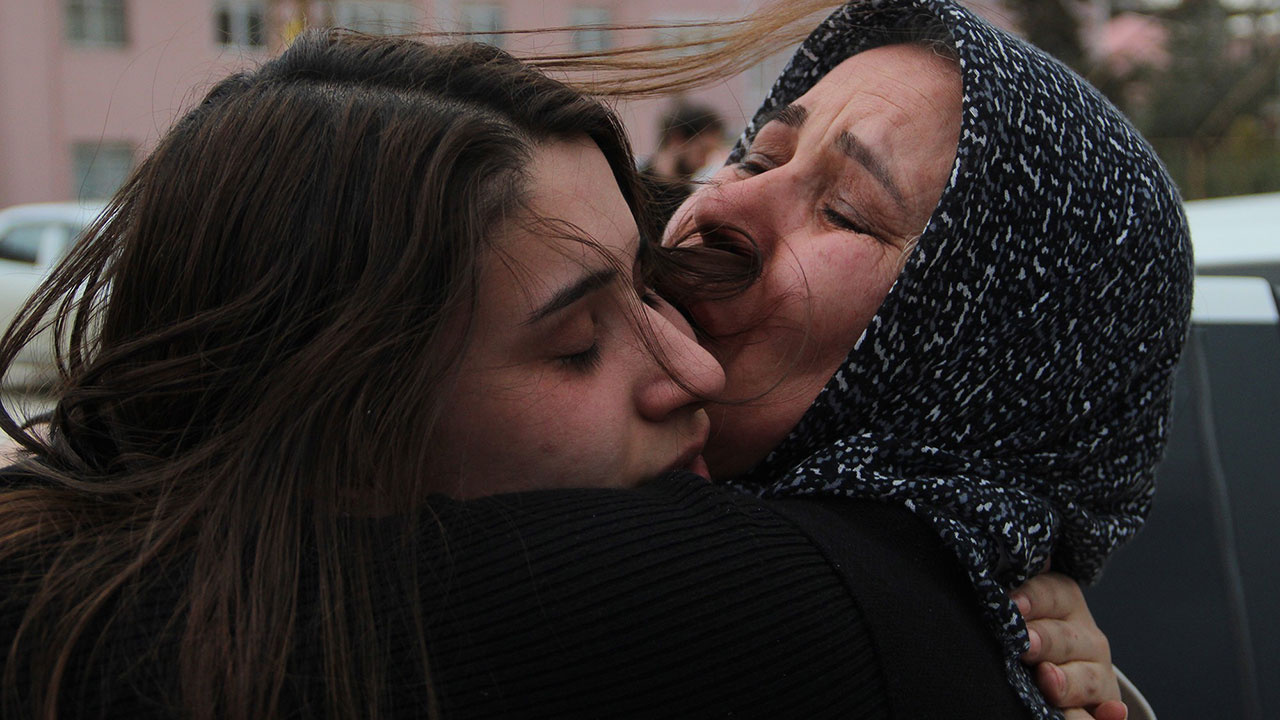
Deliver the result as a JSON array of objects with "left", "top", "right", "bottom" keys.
[
  {"left": 734, "top": 152, "right": 776, "bottom": 177},
  {"left": 559, "top": 342, "right": 602, "bottom": 373},
  {"left": 822, "top": 206, "right": 875, "bottom": 238}
]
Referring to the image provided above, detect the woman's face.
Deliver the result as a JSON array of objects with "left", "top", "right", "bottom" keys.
[
  {"left": 429, "top": 138, "right": 724, "bottom": 498},
  {"left": 667, "top": 44, "right": 963, "bottom": 478}
]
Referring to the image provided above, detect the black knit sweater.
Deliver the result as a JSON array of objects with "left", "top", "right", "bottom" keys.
[{"left": 2, "top": 473, "right": 1028, "bottom": 719}]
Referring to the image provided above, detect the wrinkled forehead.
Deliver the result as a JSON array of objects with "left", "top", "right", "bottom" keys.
[
  {"left": 790, "top": 44, "right": 960, "bottom": 126},
  {"left": 734, "top": 1, "right": 1091, "bottom": 234},
  {"left": 733, "top": 4, "right": 966, "bottom": 175}
]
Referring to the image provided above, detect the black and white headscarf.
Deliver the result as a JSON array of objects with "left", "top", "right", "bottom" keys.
[{"left": 733, "top": 1, "right": 1192, "bottom": 715}]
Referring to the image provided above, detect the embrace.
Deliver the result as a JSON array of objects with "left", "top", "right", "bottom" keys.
[{"left": 0, "top": 1, "right": 1190, "bottom": 719}]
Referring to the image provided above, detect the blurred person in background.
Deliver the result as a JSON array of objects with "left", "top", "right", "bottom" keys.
[{"left": 640, "top": 101, "right": 728, "bottom": 223}]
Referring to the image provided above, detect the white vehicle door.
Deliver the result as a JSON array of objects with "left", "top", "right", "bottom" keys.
[{"left": 0, "top": 222, "right": 70, "bottom": 330}]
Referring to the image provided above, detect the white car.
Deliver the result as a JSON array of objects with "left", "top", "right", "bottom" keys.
[
  {"left": 1185, "top": 190, "right": 1280, "bottom": 286},
  {"left": 0, "top": 201, "right": 108, "bottom": 388}
]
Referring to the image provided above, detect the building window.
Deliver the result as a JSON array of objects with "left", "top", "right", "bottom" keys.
[
  {"left": 571, "top": 8, "right": 611, "bottom": 52},
  {"left": 72, "top": 142, "right": 134, "bottom": 202},
  {"left": 215, "top": 1, "right": 267, "bottom": 48},
  {"left": 332, "top": 1, "right": 420, "bottom": 35},
  {"left": 66, "top": 0, "right": 127, "bottom": 46},
  {"left": 651, "top": 14, "right": 721, "bottom": 58},
  {"left": 460, "top": 4, "right": 504, "bottom": 48}
]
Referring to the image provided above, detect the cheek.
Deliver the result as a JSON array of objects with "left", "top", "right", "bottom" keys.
[
  {"left": 480, "top": 378, "right": 607, "bottom": 441},
  {"left": 806, "top": 243, "right": 903, "bottom": 353},
  {"left": 689, "top": 237, "right": 836, "bottom": 343},
  {"left": 469, "top": 374, "right": 632, "bottom": 473},
  {"left": 432, "top": 398, "right": 620, "bottom": 497}
]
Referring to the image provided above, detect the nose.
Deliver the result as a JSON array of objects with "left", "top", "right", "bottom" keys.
[
  {"left": 633, "top": 298, "right": 726, "bottom": 422},
  {"left": 666, "top": 165, "right": 801, "bottom": 257}
]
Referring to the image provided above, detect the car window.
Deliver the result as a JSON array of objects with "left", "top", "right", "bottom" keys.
[
  {"left": 1086, "top": 277, "right": 1280, "bottom": 719},
  {"left": 0, "top": 224, "right": 46, "bottom": 264}
]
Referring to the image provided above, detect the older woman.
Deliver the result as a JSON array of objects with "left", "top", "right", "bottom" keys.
[{"left": 664, "top": 1, "right": 1191, "bottom": 716}]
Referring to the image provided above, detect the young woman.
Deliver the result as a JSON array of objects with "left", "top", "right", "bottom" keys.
[{"left": 0, "top": 13, "right": 1126, "bottom": 720}]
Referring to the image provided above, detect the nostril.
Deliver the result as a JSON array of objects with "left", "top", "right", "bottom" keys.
[{"left": 697, "top": 224, "right": 760, "bottom": 261}]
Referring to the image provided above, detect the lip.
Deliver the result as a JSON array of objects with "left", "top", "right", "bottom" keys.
[
  {"left": 666, "top": 425, "right": 712, "bottom": 481},
  {"left": 684, "top": 454, "right": 711, "bottom": 481}
]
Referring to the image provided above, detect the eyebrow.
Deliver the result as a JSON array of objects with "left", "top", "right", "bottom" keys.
[
  {"left": 835, "top": 131, "right": 906, "bottom": 209},
  {"left": 524, "top": 267, "right": 618, "bottom": 326},
  {"left": 758, "top": 102, "right": 907, "bottom": 210},
  {"left": 758, "top": 102, "right": 808, "bottom": 129}
]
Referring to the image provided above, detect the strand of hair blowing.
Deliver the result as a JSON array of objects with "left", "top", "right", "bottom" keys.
[
  {"left": 0, "top": 30, "right": 676, "bottom": 720},
  {"left": 505, "top": 0, "right": 839, "bottom": 96}
]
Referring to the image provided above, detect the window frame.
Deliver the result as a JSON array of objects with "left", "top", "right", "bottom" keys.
[
  {"left": 570, "top": 7, "right": 612, "bottom": 53},
  {"left": 65, "top": 0, "right": 128, "bottom": 47},
  {"left": 71, "top": 141, "right": 135, "bottom": 203},
  {"left": 331, "top": 1, "right": 421, "bottom": 36},
  {"left": 458, "top": 3, "right": 505, "bottom": 48},
  {"left": 214, "top": 0, "right": 268, "bottom": 49}
]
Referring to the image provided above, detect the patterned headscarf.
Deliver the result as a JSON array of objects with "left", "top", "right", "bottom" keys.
[{"left": 732, "top": 1, "right": 1192, "bottom": 715}]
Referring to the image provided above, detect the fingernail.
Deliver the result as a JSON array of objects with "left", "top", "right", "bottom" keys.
[
  {"left": 1052, "top": 663, "right": 1066, "bottom": 692},
  {"left": 1027, "top": 627, "right": 1041, "bottom": 655},
  {"left": 1012, "top": 594, "right": 1030, "bottom": 615}
]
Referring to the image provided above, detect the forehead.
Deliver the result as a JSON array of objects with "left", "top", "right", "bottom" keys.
[
  {"left": 794, "top": 43, "right": 961, "bottom": 132},
  {"left": 481, "top": 138, "right": 637, "bottom": 307},
  {"left": 523, "top": 137, "right": 630, "bottom": 224}
]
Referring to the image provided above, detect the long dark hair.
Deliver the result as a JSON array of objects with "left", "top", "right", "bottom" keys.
[{"left": 0, "top": 29, "right": 750, "bottom": 719}]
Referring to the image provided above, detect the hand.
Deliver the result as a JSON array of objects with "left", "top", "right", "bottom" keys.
[{"left": 1011, "top": 572, "right": 1126, "bottom": 720}]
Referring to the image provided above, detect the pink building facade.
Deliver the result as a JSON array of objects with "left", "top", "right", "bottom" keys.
[
  {"left": 0, "top": 0, "right": 804, "bottom": 208},
  {"left": 1, "top": 1, "right": 270, "bottom": 206}
]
